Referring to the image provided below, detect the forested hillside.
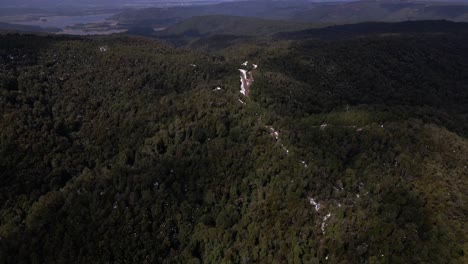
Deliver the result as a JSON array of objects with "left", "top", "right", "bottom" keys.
[
  {"left": 0, "top": 22, "right": 467, "bottom": 263},
  {"left": 112, "top": 0, "right": 468, "bottom": 32},
  {"left": 157, "top": 16, "right": 314, "bottom": 37}
]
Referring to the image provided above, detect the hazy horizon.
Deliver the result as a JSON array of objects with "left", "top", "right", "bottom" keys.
[
  {"left": 2, "top": 0, "right": 350, "bottom": 8},
  {"left": 2, "top": 0, "right": 468, "bottom": 9}
]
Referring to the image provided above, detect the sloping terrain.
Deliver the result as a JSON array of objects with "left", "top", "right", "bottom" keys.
[
  {"left": 151, "top": 15, "right": 316, "bottom": 48},
  {"left": 0, "top": 21, "right": 467, "bottom": 263},
  {"left": 0, "top": 22, "right": 59, "bottom": 33},
  {"left": 4, "top": 1, "right": 468, "bottom": 35},
  {"left": 113, "top": 0, "right": 315, "bottom": 25},
  {"left": 292, "top": 1, "right": 468, "bottom": 23},
  {"left": 112, "top": 0, "right": 468, "bottom": 33},
  {"left": 157, "top": 15, "right": 314, "bottom": 37},
  {"left": 275, "top": 19, "right": 468, "bottom": 39}
]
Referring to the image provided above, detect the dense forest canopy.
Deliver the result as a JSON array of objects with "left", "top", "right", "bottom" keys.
[{"left": 0, "top": 19, "right": 467, "bottom": 263}]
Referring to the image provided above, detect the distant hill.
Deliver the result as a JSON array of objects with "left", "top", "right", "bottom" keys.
[
  {"left": 0, "top": 22, "right": 59, "bottom": 33},
  {"left": 112, "top": 0, "right": 468, "bottom": 32},
  {"left": 144, "top": 15, "right": 317, "bottom": 49},
  {"left": 275, "top": 19, "right": 468, "bottom": 39},
  {"left": 6, "top": 1, "right": 468, "bottom": 36},
  {"left": 157, "top": 15, "right": 316, "bottom": 37},
  {"left": 113, "top": 0, "right": 318, "bottom": 28},
  {"left": 292, "top": 0, "right": 468, "bottom": 23}
]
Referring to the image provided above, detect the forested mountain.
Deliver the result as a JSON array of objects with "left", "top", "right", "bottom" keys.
[
  {"left": 0, "top": 20, "right": 468, "bottom": 263},
  {"left": 291, "top": 0, "right": 468, "bottom": 23},
  {"left": 149, "top": 15, "right": 316, "bottom": 48},
  {"left": 157, "top": 15, "right": 314, "bottom": 37},
  {"left": 275, "top": 19, "right": 468, "bottom": 39},
  {"left": 4, "top": 1, "right": 468, "bottom": 35},
  {"left": 113, "top": 0, "right": 468, "bottom": 31},
  {"left": 0, "top": 22, "right": 59, "bottom": 33}
]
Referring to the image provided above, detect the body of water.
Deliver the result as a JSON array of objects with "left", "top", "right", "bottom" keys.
[{"left": 13, "top": 13, "right": 116, "bottom": 29}]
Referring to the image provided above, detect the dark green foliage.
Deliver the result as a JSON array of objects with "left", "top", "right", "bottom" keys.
[{"left": 0, "top": 23, "right": 467, "bottom": 264}]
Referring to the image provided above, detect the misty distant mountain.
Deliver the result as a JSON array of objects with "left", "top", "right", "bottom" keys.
[
  {"left": 1, "top": 0, "right": 229, "bottom": 8},
  {"left": 2, "top": 0, "right": 468, "bottom": 8},
  {"left": 113, "top": 0, "right": 468, "bottom": 31},
  {"left": 4, "top": 0, "right": 468, "bottom": 35}
]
